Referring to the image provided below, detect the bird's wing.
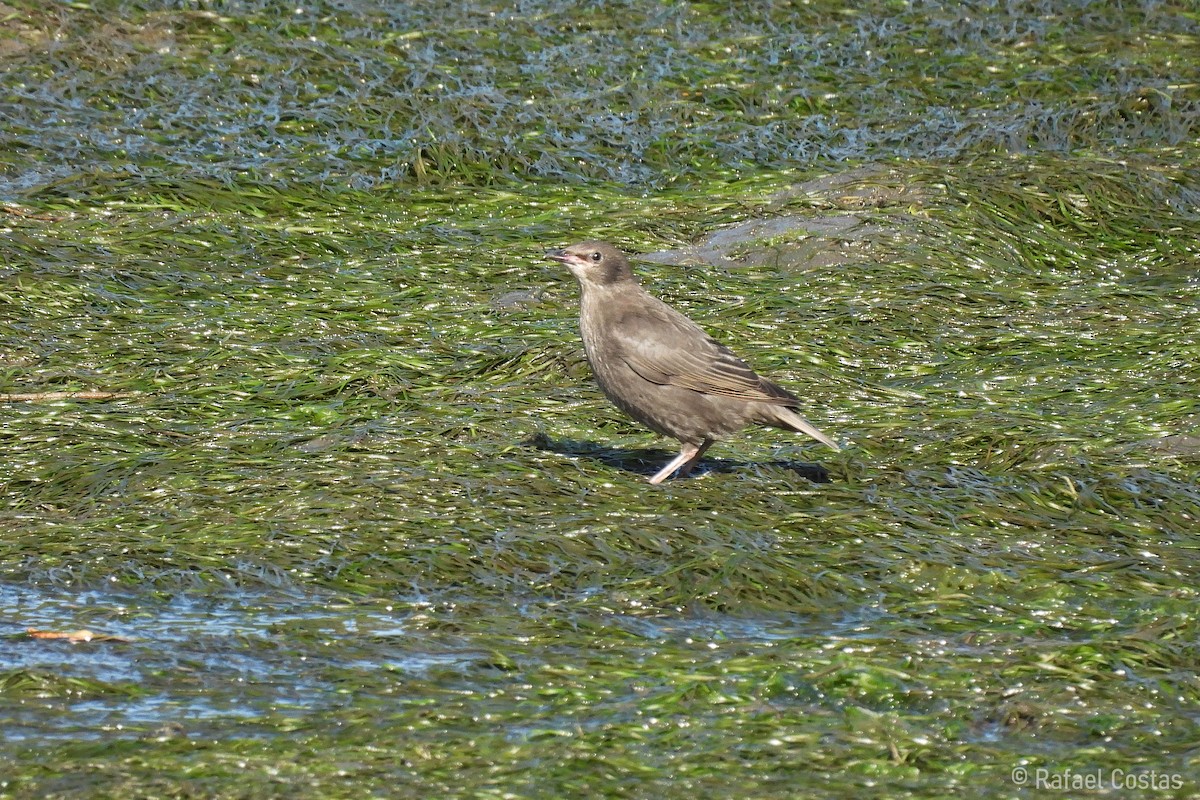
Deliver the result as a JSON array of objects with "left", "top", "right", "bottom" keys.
[{"left": 611, "top": 302, "right": 797, "bottom": 406}]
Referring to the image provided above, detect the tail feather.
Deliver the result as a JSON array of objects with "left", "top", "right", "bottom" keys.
[{"left": 772, "top": 407, "right": 841, "bottom": 451}]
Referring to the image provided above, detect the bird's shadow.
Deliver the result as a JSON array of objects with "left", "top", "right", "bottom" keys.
[{"left": 527, "top": 433, "right": 831, "bottom": 483}]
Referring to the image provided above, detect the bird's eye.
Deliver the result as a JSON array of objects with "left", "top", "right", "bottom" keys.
[{"left": 589, "top": 252, "right": 602, "bottom": 262}]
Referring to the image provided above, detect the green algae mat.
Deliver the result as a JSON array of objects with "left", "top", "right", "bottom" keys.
[{"left": 2, "top": 2, "right": 1199, "bottom": 798}]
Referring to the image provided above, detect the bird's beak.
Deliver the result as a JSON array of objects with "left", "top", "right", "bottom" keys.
[{"left": 546, "top": 247, "right": 589, "bottom": 282}]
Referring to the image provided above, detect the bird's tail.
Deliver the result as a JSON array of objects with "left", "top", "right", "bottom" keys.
[{"left": 768, "top": 407, "right": 841, "bottom": 451}]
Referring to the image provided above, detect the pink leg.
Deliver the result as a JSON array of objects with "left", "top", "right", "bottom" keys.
[{"left": 649, "top": 440, "right": 714, "bottom": 485}]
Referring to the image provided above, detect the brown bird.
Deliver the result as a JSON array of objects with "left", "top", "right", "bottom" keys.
[{"left": 547, "top": 241, "right": 839, "bottom": 484}]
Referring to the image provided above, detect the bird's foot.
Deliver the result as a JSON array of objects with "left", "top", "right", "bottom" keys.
[{"left": 648, "top": 440, "right": 713, "bottom": 485}]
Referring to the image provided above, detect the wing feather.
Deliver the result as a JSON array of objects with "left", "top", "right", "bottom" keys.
[{"left": 610, "top": 301, "right": 796, "bottom": 406}]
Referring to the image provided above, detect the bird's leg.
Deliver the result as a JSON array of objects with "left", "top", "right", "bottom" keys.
[
  {"left": 649, "top": 447, "right": 697, "bottom": 485},
  {"left": 676, "top": 438, "right": 713, "bottom": 477},
  {"left": 648, "top": 439, "right": 713, "bottom": 485}
]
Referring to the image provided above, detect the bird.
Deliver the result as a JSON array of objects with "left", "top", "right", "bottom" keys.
[{"left": 546, "top": 241, "right": 840, "bottom": 484}]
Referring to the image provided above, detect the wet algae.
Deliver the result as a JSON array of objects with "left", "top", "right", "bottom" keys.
[{"left": 1, "top": 1, "right": 1199, "bottom": 798}]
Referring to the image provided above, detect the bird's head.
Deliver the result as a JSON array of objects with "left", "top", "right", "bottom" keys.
[{"left": 546, "top": 241, "right": 635, "bottom": 287}]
